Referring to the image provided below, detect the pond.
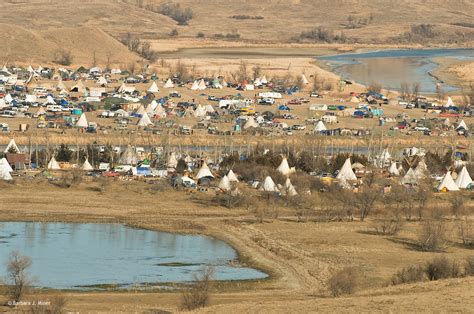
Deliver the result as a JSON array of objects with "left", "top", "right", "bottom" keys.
[
  {"left": 0, "top": 222, "right": 267, "bottom": 289},
  {"left": 318, "top": 48, "right": 474, "bottom": 93}
]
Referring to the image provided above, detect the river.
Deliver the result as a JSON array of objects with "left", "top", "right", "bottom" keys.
[{"left": 318, "top": 48, "right": 474, "bottom": 93}]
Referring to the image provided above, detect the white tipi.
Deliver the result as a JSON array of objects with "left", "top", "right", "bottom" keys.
[
  {"left": 218, "top": 175, "right": 231, "bottom": 191},
  {"left": 76, "top": 113, "right": 88, "bottom": 128},
  {"left": 82, "top": 159, "right": 94, "bottom": 171},
  {"left": 437, "top": 172, "right": 459, "bottom": 192},
  {"left": 455, "top": 166, "right": 473, "bottom": 189},
  {"left": 137, "top": 112, "right": 153, "bottom": 127},
  {"left": 277, "top": 158, "right": 291, "bottom": 176},
  {"left": 336, "top": 158, "right": 357, "bottom": 181},
  {"left": 227, "top": 169, "right": 239, "bottom": 182},
  {"left": 48, "top": 157, "right": 61, "bottom": 170},
  {"left": 164, "top": 78, "right": 174, "bottom": 88},
  {"left": 147, "top": 81, "right": 159, "bottom": 93}
]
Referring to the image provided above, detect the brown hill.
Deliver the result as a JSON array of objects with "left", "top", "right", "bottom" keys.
[{"left": 0, "top": 0, "right": 473, "bottom": 64}]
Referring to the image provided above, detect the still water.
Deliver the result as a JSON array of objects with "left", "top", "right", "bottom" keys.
[
  {"left": 0, "top": 222, "right": 267, "bottom": 289},
  {"left": 319, "top": 48, "right": 474, "bottom": 93}
]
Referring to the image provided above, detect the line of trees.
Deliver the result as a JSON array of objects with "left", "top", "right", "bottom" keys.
[{"left": 119, "top": 33, "right": 158, "bottom": 62}]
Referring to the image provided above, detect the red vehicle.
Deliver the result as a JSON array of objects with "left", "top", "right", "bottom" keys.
[{"left": 102, "top": 171, "right": 120, "bottom": 177}]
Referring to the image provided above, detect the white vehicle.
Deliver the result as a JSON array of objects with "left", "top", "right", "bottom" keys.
[
  {"left": 33, "top": 86, "right": 48, "bottom": 98},
  {"left": 46, "top": 105, "right": 62, "bottom": 112}
]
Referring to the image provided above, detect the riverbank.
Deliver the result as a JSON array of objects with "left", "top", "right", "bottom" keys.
[{"left": 0, "top": 179, "right": 473, "bottom": 312}]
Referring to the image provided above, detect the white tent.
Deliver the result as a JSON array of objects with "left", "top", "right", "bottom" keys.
[
  {"left": 4, "top": 139, "right": 20, "bottom": 154},
  {"left": 244, "top": 84, "right": 255, "bottom": 91},
  {"left": 277, "top": 158, "right": 291, "bottom": 176},
  {"left": 0, "top": 157, "right": 13, "bottom": 173},
  {"left": 145, "top": 102, "right": 155, "bottom": 115},
  {"left": 4, "top": 94, "right": 13, "bottom": 103},
  {"left": 47, "top": 157, "right": 61, "bottom": 170},
  {"left": 198, "top": 79, "right": 207, "bottom": 90},
  {"left": 96, "top": 76, "right": 108, "bottom": 86},
  {"left": 243, "top": 117, "right": 259, "bottom": 129},
  {"left": 0, "top": 167, "right": 12, "bottom": 181},
  {"left": 456, "top": 120, "right": 468, "bottom": 131},
  {"left": 204, "top": 105, "right": 215, "bottom": 114},
  {"left": 401, "top": 168, "right": 418, "bottom": 185},
  {"left": 454, "top": 166, "right": 473, "bottom": 189},
  {"left": 137, "top": 112, "right": 153, "bottom": 127},
  {"left": 336, "top": 158, "right": 357, "bottom": 181},
  {"left": 75, "top": 113, "right": 88, "bottom": 128},
  {"left": 283, "top": 178, "right": 298, "bottom": 196},
  {"left": 218, "top": 175, "right": 231, "bottom": 191},
  {"left": 437, "top": 172, "right": 459, "bottom": 191},
  {"left": 167, "top": 152, "right": 178, "bottom": 168},
  {"left": 254, "top": 77, "right": 262, "bottom": 86},
  {"left": 261, "top": 176, "right": 278, "bottom": 192},
  {"left": 444, "top": 97, "right": 454, "bottom": 107},
  {"left": 194, "top": 104, "right": 207, "bottom": 117},
  {"left": 164, "top": 78, "right": 174, "bottom": 88},
  {"left": 414, "top": 159, "right": 428, "bottom": 179},
  {"left": 196, "top": 162, "right": 214, "bottom": 179},
  {"left": 260, "top": 76, "right": 268, "bottom": 85},
  {"left": 82, "top": 159, "right": 94, "bottom": 171},
  {"left": 154, "top": 104, "right": 167, "bottom": 118},
  {"left": 45, "top": 95, "right": 56, "bottom": 105},
  {"left": 314, "top": 120, "right": 326, "bottom": 132},
  {"left": 301, "top": 74, "right": 309, "bottom": 85},
  {"left": 147, "top": 81, "right": 159, "bottom": 93},
  {"left": 190, "top": 81, "right": 199, "bottom": 90},
  {"left": 389, "top": 162, "right": 400, "bottom": 176},
  {"left": 227, "top": 169, "right": 239, "bottom": 182}
]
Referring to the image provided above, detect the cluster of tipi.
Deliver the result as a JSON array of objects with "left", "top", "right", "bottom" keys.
[
  {"left": 46, "top": 156, "right": 93, "bottom": 172},
  {"left": 336, "top": 156, "right": 473, "bottom": 192}
]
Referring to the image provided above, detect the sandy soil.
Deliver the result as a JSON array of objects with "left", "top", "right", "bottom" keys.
[{"left": 0, "top": 180, "right": 473, "bottom": 312}]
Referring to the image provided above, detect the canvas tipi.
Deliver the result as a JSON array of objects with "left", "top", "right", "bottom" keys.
[
  {"left": 48, "top": 157, "right": 61, "bottom": 170},
  {"left": 437, "top": 172, "right": 459, "bottom": 192},
  {"left": 454, "top": 166, "right": 473, "bottom": 189},
  {"left": 336, "top": 158, "right": 357, "bottom": 181}
]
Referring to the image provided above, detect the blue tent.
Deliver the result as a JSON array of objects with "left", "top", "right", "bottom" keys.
[{"left": 278, "top": 105, "right": 290, "bottom": 111}]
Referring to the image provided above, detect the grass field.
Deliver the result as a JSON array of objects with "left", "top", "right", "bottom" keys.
[{"left": 0, "top": 179, "right": 472, "bottom": 312}]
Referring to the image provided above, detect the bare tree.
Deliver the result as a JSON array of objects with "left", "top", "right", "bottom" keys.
[
  {"left": 180, "top": 267, "right": 213, "bottom": 310},
  {"left": 5, "top": 251, "right": 32, "bottom": 303},
  {"left": 412, "top": 82, "right": 421, "bottom": 99},
  {"left": 252, "top": 65, "right": 262, "bottom": 80}
]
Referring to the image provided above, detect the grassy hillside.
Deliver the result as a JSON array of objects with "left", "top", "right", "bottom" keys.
[{"left": 0, "top": 0, "right": 473, "bottom": 63}]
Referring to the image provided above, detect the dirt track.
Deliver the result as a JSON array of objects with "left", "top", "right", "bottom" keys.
[{"left": 0, "top": 180, "right": 473, "bottom": 312}]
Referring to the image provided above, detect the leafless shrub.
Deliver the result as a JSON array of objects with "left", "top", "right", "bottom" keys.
[
  {"left": 4, "top": 251, "right": 32, "bottom": 303},
  {"left": 425, "top": 256, "right": 461, "bottom": 281},
  {"left": 328, "top": 268, "right": 357, "bottom": 297},
  {"left": 458, "top": 219, "right": 474, "bottom": 247},
  {"left": 30, "top": 295, "right": 67, "bottom": 314},
  {"left": 214, "top": 192, "right": 244, "bottom": 209},
  {"left": 372, "top": 214, "right": 403, "bottom": 236},
  {"left": 391, "top": 265, "right": 425, "bottom": 285},
  {"left": 450, "top": 195, "right": 466, "bottom": 218},
  {"left": 418, "top": 219, "right": 448, "bottom": 251},
  {"left": 54, "top": 49, "right": 73, "bottom": 66},
  {"left": 158, "top": 3, "right": 193, "bottom": 25},
  {"left": 180, "top": 267, "right": 213, "bottom": 311},
  {"left": 465, "top": 256, "right": 474, "bottom": 276}
]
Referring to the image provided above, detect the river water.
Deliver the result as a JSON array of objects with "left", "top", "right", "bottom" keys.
[
  {"left": 0, "top": 222, "right": 267, "bottom": 289},
  {"left": 318, "top": 48, "right": 474, "bottom": 93}
]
